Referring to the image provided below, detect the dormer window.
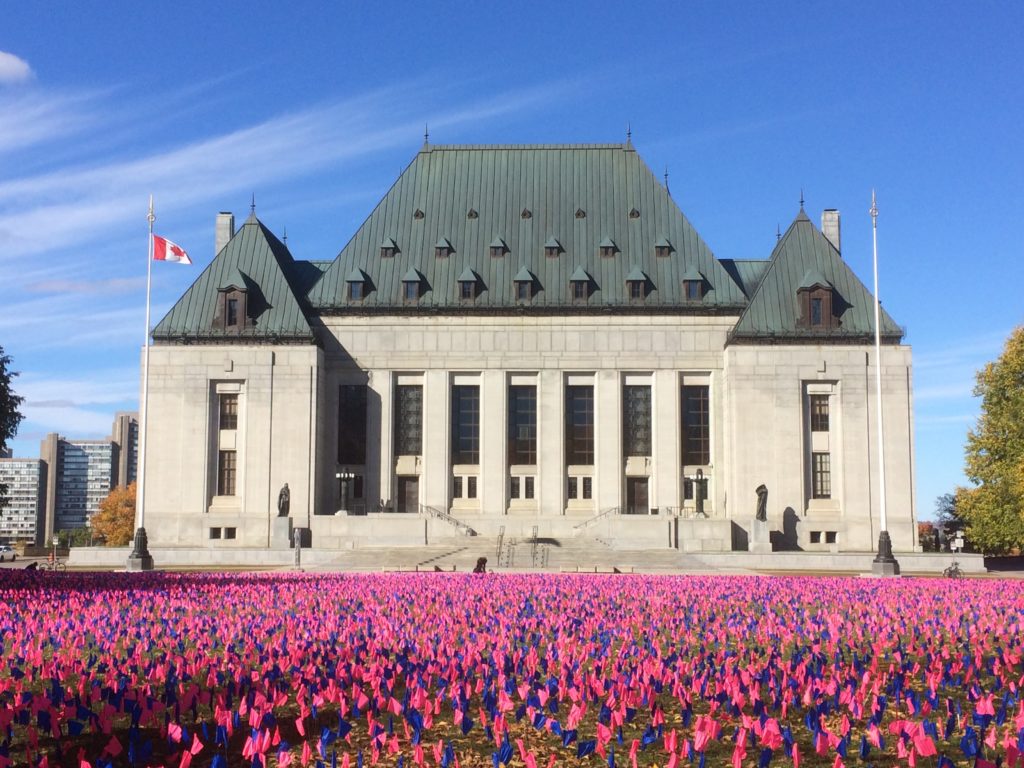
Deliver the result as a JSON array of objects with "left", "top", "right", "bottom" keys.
[
  {"left": 599, "top": 237, "right": 617, "bottom": 258},
  {"left": 402, "top": 267, "right": 424, "bottom": 302},
  {"left": 569, "top": 266, "right": 592, "bottom": 302},
  {"left": 458, "top": 267, "right": 480, "bottom": 301},
  {"left": 544, "top": 237, "right": 561, "bottom": 258},
  {"left": 797, "top": 270, "right": 837, "bottom": 329},
  {"left": 489, "top": 237, "right": 507, "bottom": 259},
  {"left": 435, "top": 238, "right": 453, "bottom": 258},
  {"left": 380, "top": 237, "right": 398, "bottom": 259},
  {"left": 346, "top": 268, "right": 371, "bottom": 302},
  {"left": 655, "top": 237, "right": 673, "bottom": 258},
  {"left": 513, "top": 266, "right": 536, "bottom": 301},
  {"left": 216, "top": 270, "right": 249, "bottom": 332},
  {"left": 681, "top": 266, "right": 706, "bottom": 301},
  {"left": 626, "top": 265, "right": 649, "bottom": 301}
]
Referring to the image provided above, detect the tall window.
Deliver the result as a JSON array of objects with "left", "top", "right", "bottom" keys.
[
  {"left": 226, "top": 298, "right": 239, "bottom": 327},
  {"left": 812, "top": 453, "right": 831, "bottom": 498},
  {"left": 623, "top": 385, "right": 652, "bottom": 456},
  {"left": 681, "top": 385, "right": 710, "bottom": 465},
  {"left": 810, "top": 394, "right": 830, "bottom": 432},
  {"left": 217, "top": 450, "right": 236, "bottom": 496},
  {"left": 338, "top": 385, "right": 368, "bottom": 464},
  {"left": 508, "top": 385, "right": 537, "bottom": 465},
  {"left": 810, "top": 297, "right": 823, "bottom": 326},
  {"left": 451, "top": 385, "right": 480, "bottom": 464},
  {"left": 219, "top": 394, "right": 238, "bottom": 430},
  {"left": 395, "top": 385, "right": 423, "bottom": 455},
  {"left": 565, "top": 385, "right": 594, "bottom": 465}
]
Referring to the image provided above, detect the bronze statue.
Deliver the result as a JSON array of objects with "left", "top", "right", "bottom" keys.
[
  {"left": 694, "top": 469, "right": 708, "bottom": 518},
  {"left": 755, "top": 484, "right": 768, "bottom": 522},
  {"left": 278, "top": 483, "right": 290, "bottom": 517}
]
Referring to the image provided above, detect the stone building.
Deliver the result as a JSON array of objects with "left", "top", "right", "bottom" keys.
[{"left": 144, "top": 143, "right": 917, "bottom": 553}]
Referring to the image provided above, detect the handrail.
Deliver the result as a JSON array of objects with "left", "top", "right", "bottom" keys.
[
  {"left": 572, "top": 506, "right": 621, "bottom": 531},
  {"left": 420, "top": 504, "right": 477, "bottom": 536}
]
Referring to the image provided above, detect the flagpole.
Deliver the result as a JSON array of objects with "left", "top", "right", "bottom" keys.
[
  {"left": 127, "top": 195, "right": 156, "bottom": 571},
  {"left": 870, "top": 190, "right": 899, "bottom": 576}
]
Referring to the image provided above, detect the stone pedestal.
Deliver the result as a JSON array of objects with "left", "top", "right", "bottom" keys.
[
  {"left": 871, "top": 530, "right": 901, "bottom": 576},
  {"left": 126, "top": 527, "right": 154, "bottom": 571},
  {"left": 750, "top": 519, "right": 772, "bottom": 553},
  {"left": 271, "top": 517, "right": 293, "bottom": 550}
]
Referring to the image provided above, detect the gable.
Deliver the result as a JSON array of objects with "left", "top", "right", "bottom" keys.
[
  {"left": 729, "top": 210, "right": 903, "bottom": 343},
  {"left": 153, "top": 213, "right": 316, "bottom": 343}
]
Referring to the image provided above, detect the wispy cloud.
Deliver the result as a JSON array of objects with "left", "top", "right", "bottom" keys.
[
  {"left": 25, "top": 277, "right": 145, "bottom": 295},
  {"left": 0, "top": 51, "right": 32, "bottom": 84},
  {"left": 0, "top": 78, "right": 570, "bottom": 261},
  {"left": 15, "top": 369, "right": 139, "bottom": 444}
]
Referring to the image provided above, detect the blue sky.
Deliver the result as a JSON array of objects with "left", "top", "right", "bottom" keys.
[{"left": 1, "top": 2, "right": 1021, "bottom": 519}]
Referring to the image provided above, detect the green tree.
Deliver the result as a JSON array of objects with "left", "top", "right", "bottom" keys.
[
  {"left": 955, "top": 326, "right": 1024, "bottom": 553},
  {"left": 0, "top": 345, "right": 25, "bottom": 508}
]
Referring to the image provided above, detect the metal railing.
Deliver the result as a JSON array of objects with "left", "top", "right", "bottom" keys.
[
  {"left": 572, "top": 506, "right": 621, "bottom": 532},
  {"left": 420, "top": 504, "right": 477, "bottom": 536}
]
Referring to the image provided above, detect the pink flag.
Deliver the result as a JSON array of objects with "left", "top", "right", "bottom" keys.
[{"left": 153, "top": 235, "right": 192, "bottom": 264}]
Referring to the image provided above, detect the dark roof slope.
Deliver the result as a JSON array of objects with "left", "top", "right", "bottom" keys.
[
  {"left": 308, "top": 144, "right": 746, "bottom": 311},
  {"left": 153, "top": 213, "right": 316, "bottom": 342},
  {"left": 729, "top": 210, "right": 903, "bottom": 342}
]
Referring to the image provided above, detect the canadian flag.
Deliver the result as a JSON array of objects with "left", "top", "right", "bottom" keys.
[{"left": 152, "top": 234, "right": 192, "bottom": 265}]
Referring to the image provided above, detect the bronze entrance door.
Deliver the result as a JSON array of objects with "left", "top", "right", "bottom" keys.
[
  {"left": 626, "top": 477, "right": 649, "bottom": 515},
  {"left": 397, "top": 476, "right": 419, "bottom": 513}
]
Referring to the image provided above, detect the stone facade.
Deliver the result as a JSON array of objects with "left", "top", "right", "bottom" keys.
[{"left": 144, "top": 144, "right": 917, "bottom": 554}]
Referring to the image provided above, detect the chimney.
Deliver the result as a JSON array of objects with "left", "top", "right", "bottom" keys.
[
  {"left": 821, "top": 209, "right": 841, "bottom": 254},
  {"left": 215, "top": 212, "right": 235, "bottom": 257}
]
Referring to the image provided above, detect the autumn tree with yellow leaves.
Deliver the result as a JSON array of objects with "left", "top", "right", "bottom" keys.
[{"left": 91, "top": 483, "right": 136, "bottom": 547}]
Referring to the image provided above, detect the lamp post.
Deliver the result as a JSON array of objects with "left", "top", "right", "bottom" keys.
[
  {"left": 51, "top": 535, "right": 58, "bottom": 566},
  {"left": 870, "top": 190, "right": 900, "bottom": 576},
  {"left": 336, "top": 468, "right": 354, "bottom": 515}
]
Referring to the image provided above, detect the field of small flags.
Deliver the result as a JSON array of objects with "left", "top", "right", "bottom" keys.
[{"left": 0, "top": 572, "right": 1022, "bottom": 768}]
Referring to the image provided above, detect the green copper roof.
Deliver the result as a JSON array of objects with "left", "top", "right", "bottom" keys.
[
  {"left": 513, "top": 265, "right": 534, "bottom": 282},
  {"left": 730, "top": 210, "right": 903, "bottom": 342},
  {"left": 626, "top": 264, "right": 647, "bottom": 282},
  {"left": 153, "top": 213, "right": 315, "bottom": 343},
  {"left": 569, "top": 265, "right": 591, "bottom": 282},
  {"left": 799, "top": 268, "right": 831, "bottom": 289},
  {"left": 307, "top": 144, "right": 746, "bottom": 310},
  {"left": 458, "top": 266, "right": 479, "bottom": 283}
]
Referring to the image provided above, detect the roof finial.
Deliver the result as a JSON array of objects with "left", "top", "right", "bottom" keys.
[
  {"left": 664, "top": 166, "right": 671, "bottom": 197},
  {"left": 282, "top": 226, "right": 288, "bottom": 245},
  {"left": 870, "top": 188, "right": 878, "bottom": 228},
  {"left": 250, "top": 193, "right": 256, "bottom": 215},
  {"left": 626, "top": 122, "right": 632, "bottom": 143},
  {"left": 799, "top": 188, "right": 805, "bottom": 210},
  {"left": 424, "top": 123, "right": 429, "bottom": 145},
  {"left": 776, "top": 223, "right": 781, "bottom": 241}
]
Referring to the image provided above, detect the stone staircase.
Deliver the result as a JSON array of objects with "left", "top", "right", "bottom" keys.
[{"left": 309, "top": 535, "right": 740, "bottom": 574}]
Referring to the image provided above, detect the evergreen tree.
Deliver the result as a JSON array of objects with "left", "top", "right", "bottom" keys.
[
  {"left": 955, "top": 326, "right": 1024, "bottom": 553},
  {"left": 0, "top": 346, "right": 25, "bottom": 508}
]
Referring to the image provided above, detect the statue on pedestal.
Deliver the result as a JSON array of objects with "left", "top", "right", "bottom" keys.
[
  {"left": 278, "top": 483, "right": 290, "bottom": 517},
  {"left": 755, "top": 484, "right": 768, "bottom": 522},
  {"left": 694, "top": 469, "right": 708, "bottom": 518}
]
